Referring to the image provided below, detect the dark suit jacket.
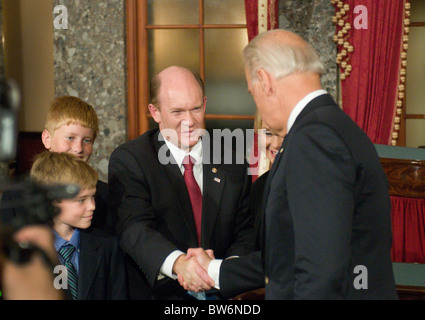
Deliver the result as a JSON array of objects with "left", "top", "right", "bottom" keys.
[
  {"left": 108, "top": 128, "right": 253, "bottom": 299},
  {"left": 0, "top": 180, "right": 115, "bottom": 234},
  {"left": 73, "top": 229, "right": 128, "bottom": 300},
  {"left": 58, "top": 228, "right": 128, "bottom": 300},
  {"left": 220, "top": 94, "right": 397, "bottom": 300}
]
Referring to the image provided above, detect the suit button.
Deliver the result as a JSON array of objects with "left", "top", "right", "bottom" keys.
[{"left": 265, "top": 276, "right": 269, "bottom": 285}]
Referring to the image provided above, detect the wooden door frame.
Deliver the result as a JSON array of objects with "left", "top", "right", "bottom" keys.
[
  {"left": 126, "top": 0, "right": 254, "bottom": 141},
  {"left": 126, "top": 0, "right": 149, "bottom": 141}
]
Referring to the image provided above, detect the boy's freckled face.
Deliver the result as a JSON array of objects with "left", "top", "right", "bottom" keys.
[
  {"left": 43, "top": 124, "right": 95, "bottom": 162},
  {"left": 54, "top": 188, "right": 96, "bottom": 232}
]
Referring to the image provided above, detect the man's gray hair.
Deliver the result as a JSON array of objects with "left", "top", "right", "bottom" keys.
[{"left": 243, "top": 30, "right": 325, "bottom": 82}]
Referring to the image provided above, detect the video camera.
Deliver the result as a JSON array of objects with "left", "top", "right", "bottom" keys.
[{"left": 1, "top": 180, "right": 80, "bottom": 263}]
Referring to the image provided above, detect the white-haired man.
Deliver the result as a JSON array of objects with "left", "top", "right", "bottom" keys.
[{"left": 182, "top": 29, "right": 397, "bottom": 300}]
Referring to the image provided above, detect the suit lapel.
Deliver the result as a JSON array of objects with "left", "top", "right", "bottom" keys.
[
  {"left": 78, "top": 231, "right": 102, "bottom": 300},
  {"left": 262, "top": 134, "right": 287, "bottom": 208},
  {"left": 201, "top": 162, "right": 225, "bottom": 248},
  {"left": 200, "top": 137, "right": 228, "bottom": 248}
]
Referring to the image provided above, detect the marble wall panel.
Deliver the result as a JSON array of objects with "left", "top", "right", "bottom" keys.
[
  {"left": 53, "top": 0, "right": 127, "bottom": 182},
  {"left": 278, "top": 0, "right": 337, "bottom": 100}
]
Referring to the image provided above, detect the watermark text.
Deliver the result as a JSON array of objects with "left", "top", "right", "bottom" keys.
[{"left": 53, "top": 5, "right": 68, "bottom": 30}]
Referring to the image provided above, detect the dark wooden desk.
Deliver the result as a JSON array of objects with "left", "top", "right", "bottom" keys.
[{"left": 380, "top": 158, "right": 425, "bottom": 199}]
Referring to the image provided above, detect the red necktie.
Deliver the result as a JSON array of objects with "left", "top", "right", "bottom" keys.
[{"left": 183, "top": 155, "right": 202, "bottom": 246}]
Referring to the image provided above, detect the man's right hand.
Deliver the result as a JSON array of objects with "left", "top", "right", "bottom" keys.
[
  {"left": 176, "top": 248, "right": 215, "bottom": 292},
  {"left": 173, "top": 253, "right": 215, "bottom": 292}
]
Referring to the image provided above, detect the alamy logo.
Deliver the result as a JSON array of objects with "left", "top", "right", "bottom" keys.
[
  {"left": 156, "top": 127, "right": 267, "bottom": 176},
  {"left": 53, "top": 265, "right": 69, "bottom": 289},
  {"left": 353, "top": 265, "right": 368, "bottom": 290},
  {"left": 53, "top": 5, "right": 68, "bottom": 30},
  {"left": 353, "top": 5, "right": 368, "bottom": 30}
]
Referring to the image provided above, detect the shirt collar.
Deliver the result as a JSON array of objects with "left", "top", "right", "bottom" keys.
[
  {"left": 164, "top": 137, "right": 203, "bottom": 168},
  {"left": 53, "top": 228, "right": 80, "bottom": 252},
  {"left": 287, "top": 89, "right": 328, "bottom": 133}
]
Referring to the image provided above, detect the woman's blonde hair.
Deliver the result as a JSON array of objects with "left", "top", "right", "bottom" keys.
[{"left": 30, "top": 151, "right": 98, "bottom": 191}]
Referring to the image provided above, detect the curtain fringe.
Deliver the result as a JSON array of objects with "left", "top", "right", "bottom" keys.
[
  {"left": 332, "top": 0, "right": 354, "bottom": 81},
  {"left": 390, "top": 0, "right": 410, "bottom": 146}
]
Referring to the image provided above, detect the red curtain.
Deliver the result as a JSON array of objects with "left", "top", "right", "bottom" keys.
[
  {"left": 333, "top": 1, "right": 425, "bottom": 263},
  {"left": 245, "top": 0, "right": 278, "bottom": 41},
  {"left": 391, "top": 196, "right": 425, "bottom": 263},
  {"left": 334, "top": 0, "right": 408, "bottom": 145},
  {"left": 245, "top": 0, "right": 279, "bottom": 181}
]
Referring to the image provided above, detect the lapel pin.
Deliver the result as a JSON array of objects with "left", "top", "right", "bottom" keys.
[
  {"left": 212, "top": 168, "right": 217, "bottom": 173},
  {"left": 280, "top": 148, "right": 284, "bottom": 153},
  {"left": 214, "top": 177, "right": 221, "bottom": 183}
]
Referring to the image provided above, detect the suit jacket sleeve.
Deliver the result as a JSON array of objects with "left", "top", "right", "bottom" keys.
[
  {"left": 108, "top": 145, "right": 179, "bottom": 286},
  {"left": 223, "top": 166, "right": 255, "bottom": 257},
  {"left": 219, "top": 251, "right": 264, "bottom": 299}
]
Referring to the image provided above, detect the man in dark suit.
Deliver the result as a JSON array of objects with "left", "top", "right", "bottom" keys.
[
  {"left": 182, "top": 29, "right": 398, "bottom": 299},
  {"left": 108, "top": 66, "right": 253, "bottom": 300}
]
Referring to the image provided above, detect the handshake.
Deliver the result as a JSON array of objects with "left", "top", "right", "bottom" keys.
[{"left": 173, "top": 248, "right": 217, "bottom": 293}]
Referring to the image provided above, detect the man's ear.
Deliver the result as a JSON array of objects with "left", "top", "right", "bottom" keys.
[
  {"left": 41, "top": 129, "right": 52, "bottom": 150},
  {"left": 257, "top": 69, "right": 273, "bottom": 96},
  {"left": 148, "top": 104, "right": 161, "bottom": 124}
]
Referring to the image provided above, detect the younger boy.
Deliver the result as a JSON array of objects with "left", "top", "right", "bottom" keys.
[
  {"left": 29, "top": 151, "right": 127, "bottom": 300},
  {"left": 1, "top": 96, "right": 114, "bottom": 232}
]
